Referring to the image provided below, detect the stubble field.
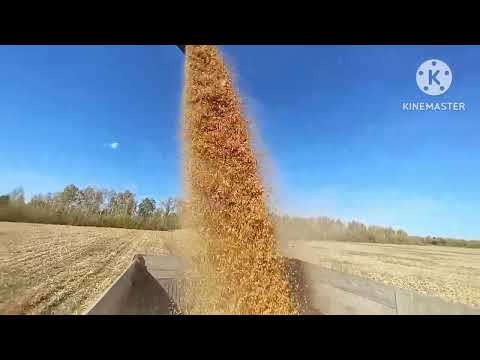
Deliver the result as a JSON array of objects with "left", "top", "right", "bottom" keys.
[
  {"left": 284, "top": 240, "right": 480, "bottom": 308},
  {"left": 1, "top": 221, "right": 479, "bottom": 314},
  {"left": 0, "top": 221, "right": 171, "bottom": 314}
]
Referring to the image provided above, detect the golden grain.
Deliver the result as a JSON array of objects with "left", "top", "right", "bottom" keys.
[{"left": 180, "top": 45, "right": 299, "bottom": 314}]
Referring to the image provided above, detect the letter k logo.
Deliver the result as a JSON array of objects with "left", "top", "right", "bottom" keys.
[
  {"left": 429, "top": 70, "right": 441, "bottom": 85},
  {"left": 417, "top": 59, "right": 452, "bottom": 96}
]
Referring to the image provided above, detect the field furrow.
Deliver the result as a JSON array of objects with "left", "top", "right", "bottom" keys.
[
  {"left": 2, "top": 221, "right": 480, "bottom": 313},
  {"left": 285, "top": 240, "right": 480, "bottom": 307},
  {"left": 0, "top": 222, "right": 169, "bottom": 314}
]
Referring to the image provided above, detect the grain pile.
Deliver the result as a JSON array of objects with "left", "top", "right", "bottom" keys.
[{"left": 180, "top": 45, "right": 300, "bottom": 314}]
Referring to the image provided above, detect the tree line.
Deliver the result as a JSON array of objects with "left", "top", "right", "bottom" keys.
[
  {"left": 2, "top": 186, "right": 480, "bottom": 248},
  {"left": 274, "top": 215, "right": 480, "bottom": 249},
  {"left": 0, "top": 186, "right": 181, "bottom": 231}
]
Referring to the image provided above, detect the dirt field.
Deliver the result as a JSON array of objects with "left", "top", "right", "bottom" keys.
[
  {"left": 284, "top": 240, "right": 480, "bottom": 308},
  {"left": 0, "top": 221, "right": 173, "bottom": 314},
  {"left": 2, "top": 221, "right": 480, "bottom": 314}
]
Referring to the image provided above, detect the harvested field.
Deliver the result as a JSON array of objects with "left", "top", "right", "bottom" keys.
[
  {"left": 3, "top": 220, "right": 479, "bottom": 314},
  {"left": 284, "top": 240, "right": 480, "bottom": 308},
  {"left": 0, "top": 221, "right": 172, "bottom": 314}
]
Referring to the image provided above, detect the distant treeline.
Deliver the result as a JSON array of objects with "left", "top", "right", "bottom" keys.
[
  {"left": 0, "top": 186, "right": 181, "bottom": 231},
  {"left": 274, "top": 215, "right": 480, "bottom": 249},
  {"left": 2, "top": 186, "right": 480, "bottom": 248}
]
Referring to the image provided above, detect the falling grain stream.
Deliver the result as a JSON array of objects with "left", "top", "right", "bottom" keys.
[{"left": 180, "top": 45, "right": 300, "bottom": 314}]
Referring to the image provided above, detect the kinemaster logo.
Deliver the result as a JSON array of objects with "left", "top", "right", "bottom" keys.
[
  {"left": 416, "top": 59, "right": 452, "bottom": 96},
  {"left": 402, "top": 59, "right": 466, "bottom": 112}
]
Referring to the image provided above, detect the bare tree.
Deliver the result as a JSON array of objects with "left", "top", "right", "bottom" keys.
[
  {"left": 107, "top": 191, "right": 137, "bottom": 216},
  {"left": 161, "top": 197, "right": 177, "bottom": 217},
  {"left": 9, "top": 187, "right": 25, "bottom": 205},
  {"left": 58, "top": 184, "right": 80, "bottom": 212},
  {"left": 30, "top": 194, "right": 46, "bottom": 208},
  {"left": 78, "top": 186, "right": 104, "bottom": 214}
]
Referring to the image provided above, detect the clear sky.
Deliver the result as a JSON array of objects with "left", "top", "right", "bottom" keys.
[{"left": 1, "top": 45, "right": 480, "bottom": 240}]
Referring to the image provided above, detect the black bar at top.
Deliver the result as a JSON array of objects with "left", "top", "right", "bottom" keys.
[{"left": 176, "top": 45, "right": 185, "bottom": 54}]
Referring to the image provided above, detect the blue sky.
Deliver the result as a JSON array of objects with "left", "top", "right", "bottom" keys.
[{"left": 1, "top": 45, "right": 480, "bottom": 240}]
